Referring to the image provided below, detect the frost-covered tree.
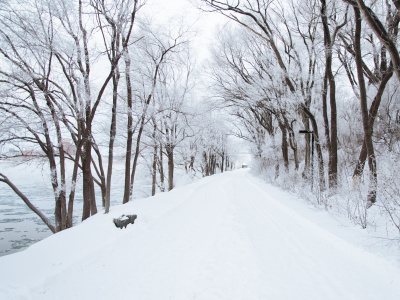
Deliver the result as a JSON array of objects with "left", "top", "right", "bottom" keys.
[
  {"left": 0, "top": 0, "right": 143, "bottom": 229},
  {"left": 121, "top": 20, "right": 192, "bottom": 202}
]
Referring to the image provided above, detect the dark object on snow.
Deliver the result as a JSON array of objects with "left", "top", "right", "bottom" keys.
[{"left": 113, "top": 214, "right": 137, "bottom": 229}]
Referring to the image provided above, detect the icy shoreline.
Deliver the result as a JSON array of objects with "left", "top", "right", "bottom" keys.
[{"left": 0, "top": 159, "right": 150, "bottom": 256}]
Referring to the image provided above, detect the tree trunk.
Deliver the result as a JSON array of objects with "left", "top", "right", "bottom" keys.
[
  {"left": 80, "top": 0, "right": 97, "bottom": 220},
  {"left": 55, "top": 143, "right": 67, "bottom": 231},
  {"left": 82, "top": 128, "right": 97, "bottom": 220},
  {"left": 322, "top": 68, "right": 331, "bottom": 151},
  {"left": 321, "top": 0, "right": 338, "bottom": 189},
  {"left": 158, "top": 144, "right": 165, "bottom": 192},
  {"left": 292, "top": 142, "right": 299, "bottom": 171},
  {"left": 126, "top": 88, "right": 154, "bottom": 202},
  {"left": 328, "top": 67, "right": 338, "bottom": 189},
  {"left": 127, "top": 125, "right": 143, "bottom": 203},
  {"left": 301, "top": 114, "right": 311, "bottom": 177},
  {"left": 354, "top": 6, "right": 377, "bottom": 206},
  {"left": 353, "top": 65, "right": 393, "bottom": 178},
  {"left": 284, "top": 116, "right": 299, "bottom": 171},
  {"left": 277, "top": 117, "right": 289, "bottom": 172},
  {"left": 123, "top": 46, "right": 134, "bottom": 205},
  {"left": 209, "top": 154, "right": 212, "bottom": 175},
  {"left": 67, "top": 139, "right": 83, "bottom": 228},
  {"left": 189, "top": 155, "right": 195, "bottom": 172},
  {"left": 45, "top": 93, "right": 67, "bottom": 231},
  {"left": 167, "top": 144, "right": 174, "bottom": 191},
  {"left": 203, "top": 151, "right": 209, "bottom": 176},
  {"left": 152, "top": 144, "right": 158, "bottom": 196},
  {"left": 152, "top": 123, "right": 158, "bottom": 196},
  {"left": 210, "top": 153, "right": 216, "bottom": 175},
  {"left": 301, "top": 106, "right": 326, "bottom": 191},
  {"left": 221, "top": 152, "right": 225, "bottom": 173},
  {"left": 38, "top": 75, "right": 68, "bottom": 231},
  {"left": 105, "top": 69, "right": 120, "bottom": 213}
]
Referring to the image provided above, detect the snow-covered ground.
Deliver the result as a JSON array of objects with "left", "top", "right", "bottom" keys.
[{"left": 1, "top": 169, "right": 400, "bottom": 299}]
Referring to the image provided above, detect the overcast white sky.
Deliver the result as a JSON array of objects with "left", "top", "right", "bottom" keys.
[{"left": 141, "top": 0, "right": 229, "bottom": 63}]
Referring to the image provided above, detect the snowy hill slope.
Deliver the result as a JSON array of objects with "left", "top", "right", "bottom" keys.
[{"left": 1, "top": 169, "right": 400, "bottom": 300}]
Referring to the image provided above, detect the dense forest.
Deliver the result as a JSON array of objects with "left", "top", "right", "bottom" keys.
[{"left": 1, "top": 0, "right": 400, "bottom": 238}]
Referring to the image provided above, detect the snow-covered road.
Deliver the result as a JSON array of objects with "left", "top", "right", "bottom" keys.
[{"left": 1, "top": 169, "right": 400, "bottom": 299}]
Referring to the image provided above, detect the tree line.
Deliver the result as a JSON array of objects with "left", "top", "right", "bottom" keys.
[
  {"left": 0, "top": 0, "right": 235, "bottom": 233},
  {"left": 2, "top": 0, "right": 400, "bottom": 235},
  {"left": 199, "top": 0, "right": 400, "bottom": 231}
]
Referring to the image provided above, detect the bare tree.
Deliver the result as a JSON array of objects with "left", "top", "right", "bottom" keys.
[
  {"left": 90, "top": 0, "right": 142, "bottom": 213},
  {"left": 148, "top": 49, "right": 194, "bottom": 191},
  {"left": 0, "top": 0, "right": 79, "bottom": 231},
  {"left": 0, "top": 0, "right": 143, "bottom": 230},
  {"left": 335, "top": 1, "right": 398, "bottom": 207},
  {"left": 352, "top": 5, "right": 378, "bottom": 206},
  {"left": 320, "top": 0, "right": 348, "bottom": 189},
  {"left": 122, "top": 23, "right": 190, "bottom": 202}
]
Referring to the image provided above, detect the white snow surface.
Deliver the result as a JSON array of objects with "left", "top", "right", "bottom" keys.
[{"left": 1, "top": 169, "right": 400, "bottom": 299}]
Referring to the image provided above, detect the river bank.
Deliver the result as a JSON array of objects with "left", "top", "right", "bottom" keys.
[{"left": 0, "top": 159, "right": 151, "bottom": 256}]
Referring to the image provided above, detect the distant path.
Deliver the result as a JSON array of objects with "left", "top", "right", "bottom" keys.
[{"left": 0, "top": 169, "right": 400, "bottom": 299}]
